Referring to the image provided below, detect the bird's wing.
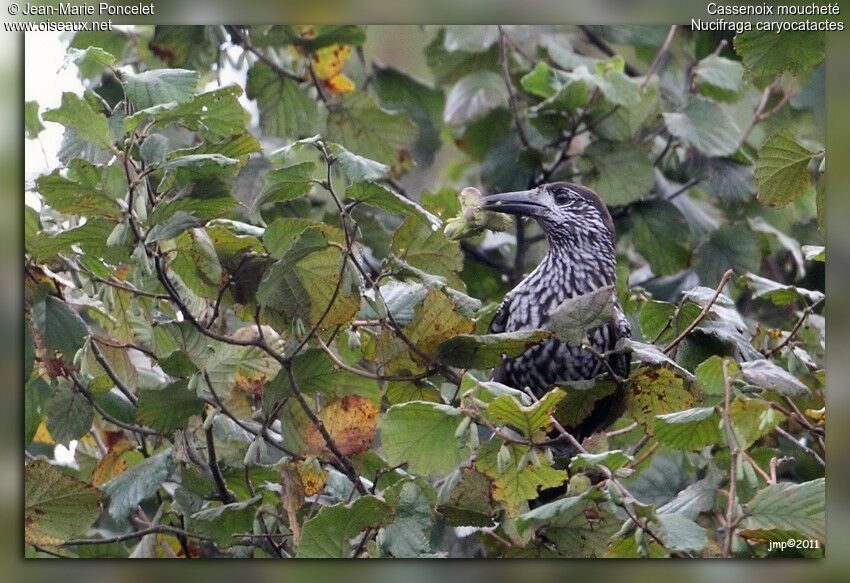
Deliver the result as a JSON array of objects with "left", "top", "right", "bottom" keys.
[
  {"left": 607, "top": 308, "right": 632, "bottom": 379},
  {"left": 488, "top": 295, "right": 513, "bottom": 334}
]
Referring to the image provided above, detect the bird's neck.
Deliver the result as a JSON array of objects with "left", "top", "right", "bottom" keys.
[{"left": 523, "top": 230, "right": 617, "bottom": 299}]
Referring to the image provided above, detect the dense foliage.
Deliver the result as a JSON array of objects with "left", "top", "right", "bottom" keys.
[{"left": 24, "top": 25, "right": 825, "bottom": 558}]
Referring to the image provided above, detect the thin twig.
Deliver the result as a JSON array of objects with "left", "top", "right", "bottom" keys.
[
  {"left": 64, "top": 525, "right": 212, "bottom": 546},
  {"left": 203, "top": 412, "right": 236, "bottom": 504},
  {"left": 666, "top": 178, "right": 700, "bottom": 201},
  {"left": 226, "top": 25, "right": 305, "bottom": 82},
  {"left": 664, "top": 269, "right": 734, "bottom": 354},
  {"left": 721, "top": 360, "right": 740, "bottom": 557},
  {"left": 765, "top": 296, "right": 824, "bottom": 357},
  {"left": 69, "top": 373, "right": 160, "bottom": 436},
  {"left": 577, "top": 26, "right": 640, "bottom": 76},
  {"left": 641, "top": 25, "right": 677, "bottom": 89},
  {"left": 775, "top": 425, "right": 825, "bottom": 467},
  {"left": 497, "top": 25, "right": 532, "bottom": 150},
  {"left": 284, "top": 364, "right": 368, "bottom": 495},
  {"left": 89, "top": 339, "right": 138, "bottom": 404}
]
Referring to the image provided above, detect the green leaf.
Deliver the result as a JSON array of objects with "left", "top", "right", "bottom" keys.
[
  {"left": 102, "top": 448, "right": 173, "bottom": 520},
  {"left": 25, "top": 461, "right": 102, "bottom": 545},
  {"left": 158, "top": 153, "right": 240, "bottom": 189},
  {"left": 521, "top": 62, "right": 560, "bottom": 99},
  {"left": 382, "top": 401, "right": 473, "bottom": 476},
  {"left": 754, "top": 129, "right": 815, "bottom": 208},
  {"left": 591, "top": 59, "right": 641, "bottom": 109},
  {"left": 728, "top": 397, "right": 785, "bottom": 449},
  {"left": 378, "top": 482, "right": 434, "bottom": 557},
  {"left": 627, "top": 200, "right": 691, "bottom": 276},
  {"left": 436, "top": 329, "right": 552, "bottom": 369},
  {"left": 802, "top": 245, "right": 825, "bottom": 262},
  {"left": 35, "top": 165, "right": 122, "bottom": 220},
  {"left": 64, "top": 45, "right": 116, "bottom": 78},
  {"left": 476, "top": 440, "right": 567, "bottom": 515},
  {"left": 486, "top": 388, "right": 566, "bottom": 439},
  {"left": 190, "top": 497, "right": 259, "bottom": 547},
  {"left": 652, "top": 407, "right": 722, "bottom": 451},
  {"left": 245, "top": 62, "right": 320, "bottom": 138},
  {"left": 298, "top": 495, "right": 392, "bottom": 557},
  {"left": 582, "top": 141, "right": 654, "bottom": 206},
  {"left": 346, "top": 182, "right": 436, "bottom": 223},
  {"left": 263, "top": 348, "right": 377, "bottom": 409},
  {"left": 442, "top": 25, "right": 499, "bottom": 52},
  {"left": 656, "top": 512, "right": 708, "bottom": 553},
  {"left": 569, "top": 450, "right": 631, "bottom": 472},
  {"left": 518, "top": 489, "right": 620, "bottom": 557},
  {"left": 126, "top": 85, "right": 246, "bottom": 141},
  {"left": 148, "top": 178, "right": 237, "bottom": 231},
  {"left": 327, "top": 92, "right": 417, "bottom": 172},
  {"left": 43, "top": 92, "right": 113, "bottom": 150},
  {"left": 253, "top": 161, "right": 316, "bottom": 212},
  {"left": 742, "top": 478, "right": 825, "bottom": 541},
  {"left": 627, "top": 367, "right": 695, "bottom": 431},
  {"left": 391, "top": 216, "right": 464, "bottom": 289},
  {"left": 550, "top": 286, "right": 617, "bottom": 345},
  {"left": 28, "top": 218, "right": 127, "bottom": 263},
  {"left": 140, "top": 134, "right": 169, "bottom": 165},
  {"left": 136, "top": 380, "right": 204, "bottom": 433},
  {"left": 695, "top": 356, "right": 739, "bottom": 396},
  {"left": 271, "top": 25, "right": 367, "bottom": 51},
  {"left": 740, "top": 272, "right": 823, "bottom": 306},
  {"left": 663, "top": 97, "right": 741, "bottom": 157},
  {"left": 374, "top": 64, "right": 444, "bottom": 125},
  {"left": 145, "top": 211, "right": 201, "bottom": 243},
  {"left": 25, "top": 101, "right": 44, "bottom": 139},
  {"left": 437, "top": 467, "right": 495, "bottom": 527},
  {"left": 555, "top": 380, "right": 618, "bottom": 429},
  {"left": 328, "top": 144, "right": 389, "bottom": 182},
  {"left": 425, "top": 29, "right": 500, "bottom": 86},
  {"left": 123, "top": 69, "right": 199, "bottom": 110},
  {"left": 739, "top": 360, "right": 810, "bottom": 398},
  {"left": 694, "top": 225, "right": 760, "bottom": 285},
  {"left": 693, "top": 55, "right": 744, "bottom": 102},
  {"left": 150, "top": 25, "right": 224, "bottom": 70},
  {"left": 171, "top": 133, "right": 261, "bottom": 161},
  {"left": 734, "top": 30, "right": 825, "bottom": 88},
  {"left": 37, "top": 296, "right": 88, "bottom": 361},
  {"left": 257, "top": 242, "right": 361, "bottom": 329},
  {"left": 386, "top": 380, "right": 442, "bottom": 405},
  {"left": 443, "top": 71, "right": 507, "bottom": 126},
  {"left": 45, "top": 382, "right": 94, "bottom": 445}
]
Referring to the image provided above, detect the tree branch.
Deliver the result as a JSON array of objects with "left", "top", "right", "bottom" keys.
[
  {"left": 641, "top": 25, "right": 677, "bottom": 89},
  {"left": 664, "top": 269, "right": 734, "bottom": 354},
  {"left": 721, "top": 359, "right": 740, "bottom": 557}
]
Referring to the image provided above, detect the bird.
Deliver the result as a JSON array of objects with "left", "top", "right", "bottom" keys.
[{"left": 482, "top": 182, "right": 632, "bottom": 445}]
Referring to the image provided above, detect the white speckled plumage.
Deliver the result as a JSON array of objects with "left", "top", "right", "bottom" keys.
[{"left": 487, "top": 182, "right": 631, "bottom": 440}]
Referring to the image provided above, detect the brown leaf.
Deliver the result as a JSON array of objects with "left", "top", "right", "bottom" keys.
[
  {"left": 304, "top": 395, "right": 379, "bottom": 457},
  {"left": 92, "top": 439, "right": 136, "bottom": 487}
]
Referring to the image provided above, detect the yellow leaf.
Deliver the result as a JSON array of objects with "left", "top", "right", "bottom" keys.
[
  {"left": 626, "top": 367, "right": 695, "bottom": 431},
  {"left": 297, "top": 460, "right": 328, "bottom": 496},
  {"left": 304, "top": 395, "right": 379, "bottom": 456},
  {"left": 403, "top": 290, "right": 475, "bottom": 364},
  {"left": 324, "top": 73, "right": 355, "bottom": 95},
  {"left": 33, "top": 421, "right": 54, "bottom": 445},
  {"left": 312, "top": 44, "right": 352, "bottom": 80},
  {"left": 805, "top": 407, "right": 825, "bottom": 426},
  {"left": 92, "top": 439, "right": 135, "bottom": 486}
]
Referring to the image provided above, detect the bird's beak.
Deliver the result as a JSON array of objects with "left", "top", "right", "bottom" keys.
[{"left": 481, "top": 189, "right": 545, "bottom": 217}]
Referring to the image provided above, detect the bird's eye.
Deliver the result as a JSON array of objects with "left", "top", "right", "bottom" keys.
[{"left": 553, "top": 189, "right": 572, "bottom": 205}]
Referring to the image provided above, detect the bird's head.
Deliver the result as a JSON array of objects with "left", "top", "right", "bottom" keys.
[{"left": 482, "top": 182, "right": 615, "bottom": 241}]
